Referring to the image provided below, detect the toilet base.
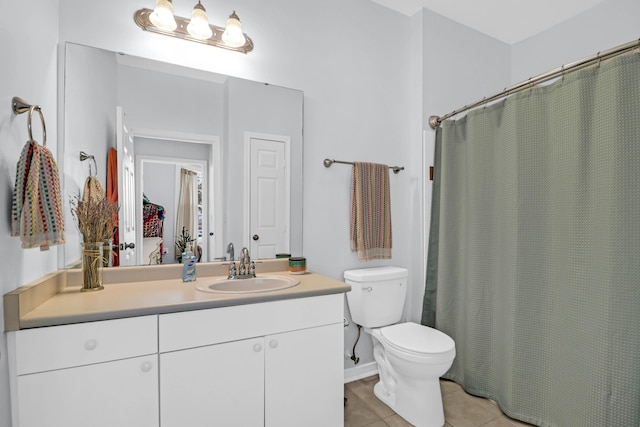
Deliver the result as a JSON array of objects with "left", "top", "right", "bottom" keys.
[
  {"left": 368, "top": 327, "right": 449, "bottom": 427},
  {"left": 373, "top": 377, "right": 445, "bottom": 427}
]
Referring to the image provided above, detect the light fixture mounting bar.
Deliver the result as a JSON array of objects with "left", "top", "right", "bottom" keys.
[{"left": 134, "top": 8, "right": 253, "bottom": 54}]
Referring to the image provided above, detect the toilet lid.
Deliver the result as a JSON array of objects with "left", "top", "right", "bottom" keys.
[{"left": 380, "top": 322, "right": 454, "bottom": 355}]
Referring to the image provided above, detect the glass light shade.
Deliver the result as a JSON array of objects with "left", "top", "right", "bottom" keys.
[
  {"left": 187, "top": 2, "right": 213, "bottom": 40},
  {"left": 221, "top": 11, "right": 246, "bottom": 47},
  {"left": 149, "top": 0, "right": 177, "bottom": 31}
]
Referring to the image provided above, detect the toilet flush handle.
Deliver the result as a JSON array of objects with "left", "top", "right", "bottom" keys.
[{"left": 363, "top": 287, "right": 373, "bottom": 292}]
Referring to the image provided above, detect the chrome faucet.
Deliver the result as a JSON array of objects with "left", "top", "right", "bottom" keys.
[
  {"left": 239, "top": 247, "right": 250, "bottom": 276},
  {"left": 226, "top": 242, "right": 235, "bottom": 261},
  {"left": 226, "top": 247, "right": 255, "bottom": 279},
  {"left": 239, "top": 247, "right": 249, "bottom": 263}
]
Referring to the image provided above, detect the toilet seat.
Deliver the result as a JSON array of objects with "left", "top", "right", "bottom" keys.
[{"left": 379, "top": 322, "right": 455, "bottom": 358}]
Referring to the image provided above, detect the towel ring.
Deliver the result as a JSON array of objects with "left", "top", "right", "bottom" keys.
[
  {"left": 12, "top": 97, "right": 47, "bottom": 146},
  {"left": 28, "top": 106, "right": 47, "bottom": 146},
  {"left": 79, "top": 151, "right": 98, "bottom": 177}
]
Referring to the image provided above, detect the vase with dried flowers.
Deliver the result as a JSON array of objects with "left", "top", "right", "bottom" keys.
[{"left": 70, "top": 196, "right": 118, "bottom": 291}]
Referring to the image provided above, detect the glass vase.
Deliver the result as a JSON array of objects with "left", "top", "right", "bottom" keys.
[
  {"left": 102, "top": 239, "right": 113, "bottom": 267},
  {"left": 82, "top": 242, "right": 105, "bottom": 291}
]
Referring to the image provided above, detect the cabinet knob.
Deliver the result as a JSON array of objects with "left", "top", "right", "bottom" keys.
[
  {"left": 84, "top": 339, "right": 98, "bottom": 351},
  {"left": 140, "top": 361, "right": 153, "bottom": 373},
  {"left": 253, "top": 343, "right": 263, "bottom": 353},
  {"left": 269, "top": 340, "right": 278, "bottom": 349}
]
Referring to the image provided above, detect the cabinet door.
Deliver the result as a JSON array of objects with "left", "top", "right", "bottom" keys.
[
  {"left": 160, "top": 337, "right": 264, "bottom": 427},
  {"left": 17, "top": 355, "right": 158, "bottom": 427},
  {"left": 265, "top": 323, "right": 344, "bottom": 427}
]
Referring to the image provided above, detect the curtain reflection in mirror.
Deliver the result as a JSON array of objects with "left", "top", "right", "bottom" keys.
[{"left": 176, "top": 168, "right": 199, "bottom": 261}]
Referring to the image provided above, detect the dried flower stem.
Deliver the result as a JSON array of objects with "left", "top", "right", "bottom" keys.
[{"left": 70, "top": 196, "right": 118, "bottom": 244}]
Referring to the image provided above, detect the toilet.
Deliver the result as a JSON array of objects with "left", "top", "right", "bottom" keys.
[{"left": 344, "top": 266, "right": 455, "bottom": 427}]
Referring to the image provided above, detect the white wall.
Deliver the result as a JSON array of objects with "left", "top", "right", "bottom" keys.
[
  {"left": 511, "top": 0, "right": 640, "bottom": 83},
  {"left": 117, "top": 62, "right": 225, "bottom": 136},
  {"left": 0, "top": 2, "right": 60, "bottom": 425},
  {"left": 63, "top": 43, "right": 119, "bottom": 265},
  {"left": 422, "top": 10, "right": 512, "bottom": 125}
]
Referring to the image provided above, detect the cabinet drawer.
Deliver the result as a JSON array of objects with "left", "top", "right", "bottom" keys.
[
  {"left": 159, "top": 294, "right": 343, "bottom": 352},
  {"left": 14, "top": 315, "right": 158, "bottom": 375}
]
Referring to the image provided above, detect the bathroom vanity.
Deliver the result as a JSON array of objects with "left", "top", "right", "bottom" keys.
[{"left": 4, "top": 260, "right": 349, "bottom": 427}]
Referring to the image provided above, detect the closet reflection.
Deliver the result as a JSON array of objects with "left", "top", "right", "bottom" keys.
[{"left": 62, "top": 43, "right": 303, "bottom": 268}]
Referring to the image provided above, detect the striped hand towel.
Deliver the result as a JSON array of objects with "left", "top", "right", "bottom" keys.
[
  {"left": 11, "top": 141, "right": 35, "bottom": 237},
  {"left": 11, "top": 140, "right": 65, "bottom": 250},
  {"left": 82, "top": 176, "right": 105, "bottom": 203},
  {"left": 350, "top": 162, "right": 392, "bottom": 261}
]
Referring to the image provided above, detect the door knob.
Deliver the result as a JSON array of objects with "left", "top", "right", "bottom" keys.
[
  {"left": 252, "top": 234, "right": 259, "bottom": 241},
  {"left": 120, "top": 242, "right": 135, "bottom": 250}
]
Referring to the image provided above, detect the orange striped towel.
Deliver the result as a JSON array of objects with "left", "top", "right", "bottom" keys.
[{"left": 350, "top": 162, "right": 392, "bottom": 261}]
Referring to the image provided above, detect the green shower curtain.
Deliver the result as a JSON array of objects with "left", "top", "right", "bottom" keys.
[{"left": 422, "top": 53, "right": 640, "bottom": 426}]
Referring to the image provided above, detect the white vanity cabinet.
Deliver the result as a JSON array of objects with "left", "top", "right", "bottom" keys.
[
  {"left": 7, "top": 315, "right": 159, "bottom": 427},
  {"left": 6, "top": 288, "right": 346, "bottom": 427},
  {"left": 158, "top": 294, "right": 344, "bottom": 427}
]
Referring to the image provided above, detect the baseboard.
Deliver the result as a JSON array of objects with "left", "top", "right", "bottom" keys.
[{"left": 344, "top": 361, "right": 378, "bottom": 384}]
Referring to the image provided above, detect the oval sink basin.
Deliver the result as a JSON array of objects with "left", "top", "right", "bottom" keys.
[{"left": 196, "top": 275, "right": 300, "bottom": 294}]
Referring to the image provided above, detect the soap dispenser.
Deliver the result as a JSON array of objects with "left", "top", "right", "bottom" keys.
[{"left": 182, "top": 252, "right": 197, "bottom": 282}]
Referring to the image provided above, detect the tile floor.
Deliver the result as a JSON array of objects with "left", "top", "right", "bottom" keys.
[{"left": 344, "top": 375, "right": 533, "bottom": 427}]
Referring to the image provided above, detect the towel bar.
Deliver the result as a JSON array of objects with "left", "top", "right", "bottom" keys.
[{"left": 323, "top": 158, "right": 404, "bottom": 174}]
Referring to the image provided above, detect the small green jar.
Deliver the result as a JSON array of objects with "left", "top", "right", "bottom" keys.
[{"left": 288, "top": 257, "right": 306, "bottom": 274}]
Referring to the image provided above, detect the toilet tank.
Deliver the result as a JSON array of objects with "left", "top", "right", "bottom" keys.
[{"left": 344, "top": 267, "right": 408, "bottom": 328}]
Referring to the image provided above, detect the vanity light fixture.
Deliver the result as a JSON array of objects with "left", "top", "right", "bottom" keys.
[
  {"left": 149, "top": 0, "right": 177, "bottom": 31},
  {"left": 221, "top": 11, "right": 245, "bottom": 47},
  {"left": 186, "top": 1, "right": 212, "bottom": 40},
  {"left": 134, "top": 0, "right": 253, "bottom": 53}
]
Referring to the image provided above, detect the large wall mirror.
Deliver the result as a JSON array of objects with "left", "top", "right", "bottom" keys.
[{"left": 61, "top": 43, "right": 303, "bottom": 268}]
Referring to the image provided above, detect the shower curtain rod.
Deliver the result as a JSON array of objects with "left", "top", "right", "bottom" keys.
[{"left": 429, "top": 38, "right": 640, "bottom": 129}]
